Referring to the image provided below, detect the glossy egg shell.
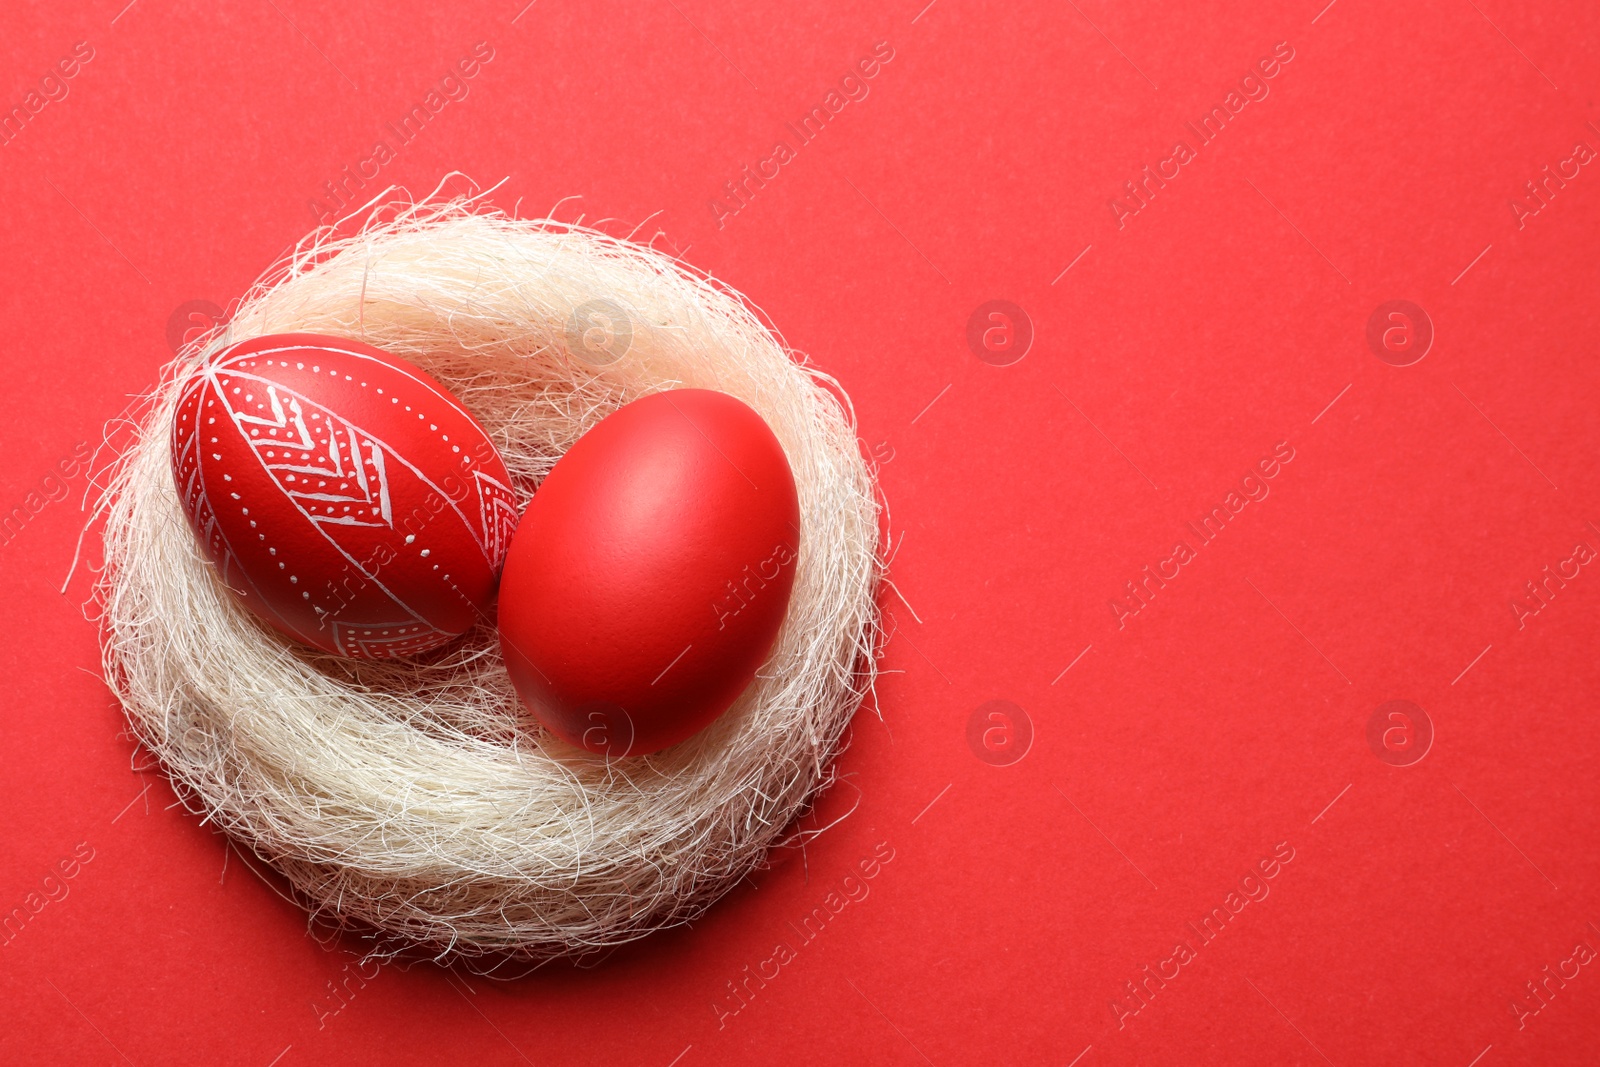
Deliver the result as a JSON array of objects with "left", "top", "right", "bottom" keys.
[
  {"left": 171, "top": 333, "right": 520, "bottom": 659},
  {"left": 497, "top": 389, "right": 801, "bottom": 757}
]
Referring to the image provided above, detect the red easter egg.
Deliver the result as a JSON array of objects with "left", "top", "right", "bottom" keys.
[
  {"left": 497, "top": 389, "right": 800, "bottom": 757},
  {"left": 171, "top": 333, "right": 520, "bottom": 659}
]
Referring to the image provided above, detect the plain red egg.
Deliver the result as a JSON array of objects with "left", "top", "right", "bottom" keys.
[
  {"left": 171, "top": 333, "right": 520, "bottom": 658},
  {"left": 497, "top": 389, "right": 801, "bottom": 757}
]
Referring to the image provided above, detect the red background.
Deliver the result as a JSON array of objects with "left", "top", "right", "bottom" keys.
[{"left": 3, "top": 0, "right": 1599, "bottom": 1064}]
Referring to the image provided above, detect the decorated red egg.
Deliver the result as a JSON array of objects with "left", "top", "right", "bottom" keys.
[
  {"left": 497, "top": 389, "right": 800, "bottom": 757},
  {"left": 171, "top": 333, "right": 520, "bottom": 659}
]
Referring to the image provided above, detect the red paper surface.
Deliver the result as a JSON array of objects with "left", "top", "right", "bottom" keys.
[{"left": 3, "top": 1, "right": 1599, "bottom": 1064}]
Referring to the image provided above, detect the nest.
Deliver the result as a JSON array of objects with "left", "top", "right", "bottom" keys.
[{"left": 97, "top": 191, "right": 882, "bottom": 962}]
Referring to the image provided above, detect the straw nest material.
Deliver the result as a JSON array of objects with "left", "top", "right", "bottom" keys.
[{"left": 96, "top": 191, "right": 882, "bottom": 962}]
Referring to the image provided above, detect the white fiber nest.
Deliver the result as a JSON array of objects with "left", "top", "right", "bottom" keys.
[{"left": 97, "top": 191, "right": 882, "bottom": 962}]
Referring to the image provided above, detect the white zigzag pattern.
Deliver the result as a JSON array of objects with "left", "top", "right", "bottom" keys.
[
  {"left": 217, "top": 378, "right": 394, "bottom": 530},
  {"left": 475, "top": 469, "right": 520, "bottom": 567}
]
